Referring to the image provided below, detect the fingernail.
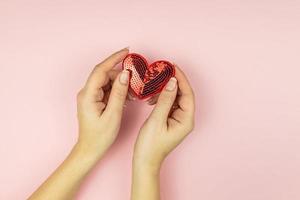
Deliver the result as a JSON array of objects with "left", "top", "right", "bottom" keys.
[
  {"left": 119, "top": 70, "right": 129, "bottom": 85},
  {"left": 165, "top": 77, "right": 177, "bottom": 91},
  {"left": 124, "top": 46, "right": 130, "bottom": 50}
]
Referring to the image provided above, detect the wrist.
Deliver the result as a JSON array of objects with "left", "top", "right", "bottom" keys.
[
  {"left": 73, "top": 140, "right": 107, "bottom": 162},
  {"left": 132, "top": 157, "right": 162, "bottom": 176},
  {"left": 131, "top": 157, "right": 161, "bottom": 200}
]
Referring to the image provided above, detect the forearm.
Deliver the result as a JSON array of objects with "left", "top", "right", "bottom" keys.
[
  {"left": 29, "top": 141, "right": 105, "bottom": 200},
  {"left": 131, "top": 160, "right": 161, "bottom": 200}
]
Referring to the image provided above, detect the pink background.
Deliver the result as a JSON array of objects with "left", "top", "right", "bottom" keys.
[{"left": 1, "top": 0, "right": 300, "bottom": 199}]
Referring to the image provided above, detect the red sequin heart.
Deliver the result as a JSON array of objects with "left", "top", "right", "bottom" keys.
[{"left": 122, "top": 53, "right": 175, "bottom": 100}]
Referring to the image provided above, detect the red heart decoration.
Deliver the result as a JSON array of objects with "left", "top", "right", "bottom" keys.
[{"left": 122, "top": 53, "right": 175, "bottom": 100}]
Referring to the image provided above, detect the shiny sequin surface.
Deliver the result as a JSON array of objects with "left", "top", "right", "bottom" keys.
[{"left": 122, "top": 53, "right": 175, "bottom": 99}]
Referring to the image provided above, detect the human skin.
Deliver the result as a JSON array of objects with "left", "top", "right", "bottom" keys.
[
  {"left": 28, "top": 48, "right": 131, "bottom": 200},
  {"left": 131, "top": 66, "right": 195, "bottom": 200},
  {"left": 28, "top": 48, "right": 195, "bottom": 200}
]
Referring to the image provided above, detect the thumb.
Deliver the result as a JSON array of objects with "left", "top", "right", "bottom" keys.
[
  {"left": 104, "top": 70, "right": 129, "bottom": 116},
  {"left": 149, "top": 77, "right": 178, "bottom": 122}
]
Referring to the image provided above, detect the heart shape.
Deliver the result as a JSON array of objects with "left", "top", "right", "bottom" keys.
[{"left": 122, "top": 53, "right": 175, "bottom": 100}]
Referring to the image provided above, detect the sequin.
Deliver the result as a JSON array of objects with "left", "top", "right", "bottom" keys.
[{"left": 122, "top": 53, "right": 175, "bottom": 99}]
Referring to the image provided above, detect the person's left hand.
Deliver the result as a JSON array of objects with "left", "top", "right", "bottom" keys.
[
  {"left": 133, "top": 66, "right": 195, "bottom": 169},
  {"left": 76, "top": 48, "right": 130, "bottom": 156}
]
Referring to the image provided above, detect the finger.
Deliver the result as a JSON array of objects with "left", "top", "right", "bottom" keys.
[
  {"left": 101, "top": 69, "right": 134, "bottom": 103},
  {"left": 108, "top": 69, "right": 121, "bottom": 81},
  {"left": 102, "top": 69, "right": 121, "bottom": 91},
  {"left": 84, "top": 48, "right": 129, "bottom": 95},
  {"left": 104, "top": 70, "right": 130, "bottom": 116},
  {"left": 95, "top": 88, "right": 105, "bottom": 102},
  {"left": 108, "top": 70, "right": 135, "bottom": 101},
  {"left": 168, "top": 65, "right": 195, "bottom": 126},
  {"left": 166, "top": 66, "right": 195, "bottom": 135},
  {"left": 91, "top": 70, "right": 121, "bottom": 102},
  {"left": 174, "top": 65, "right": 195, "bottom": 114},
  {"left": 97, "top": 47, "right": 129, "bottom": 71},
  {"left": 108, "top": 69, "right": 122, "bottom": 81},
  {"left": 149, "top": 77, "right": 178, "bottom": 122}
]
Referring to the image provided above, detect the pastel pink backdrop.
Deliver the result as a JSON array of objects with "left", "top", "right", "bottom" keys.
[{"left": 1, "top": 0, "right": 300, "bottom": 199}]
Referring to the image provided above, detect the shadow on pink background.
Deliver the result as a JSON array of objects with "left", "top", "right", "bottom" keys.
[{"left": 1, "top": 0, "right": 300, "bottom": 199}]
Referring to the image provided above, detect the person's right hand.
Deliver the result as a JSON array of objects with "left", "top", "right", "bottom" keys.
[
  {"left": 29, "top": 48, "right": 131, "bottom": 200},
  {"left": 133, "top": 65, "right": 195, "bottom": 170},
  {"left": 76, "top": 48, "right": 130, "bottom": 157}
]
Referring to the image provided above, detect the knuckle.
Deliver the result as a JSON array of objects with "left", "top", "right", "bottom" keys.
[
  {"left": 77, "top": 88, "right": 89, "bottom": 105},
  {"left": 94, "top": 62, "right": 103, "bottom": 69},
  {"left": 76, "top": 89, "right": 85, "bottom": 102},
  {"left": 189, "top": 121, "right": 195, "bottom": 132},
  {"left": 189, "top": 87, "right": 195, "bottom": 97},
  {"left": 185, "top": 120, "right": 195, "bottom": 133},
  {"left": 93, "top": 65, "right": 105, "bottom": 75},
  {"left": 96, "top": 62, "right": 109, "bottom": 70}
]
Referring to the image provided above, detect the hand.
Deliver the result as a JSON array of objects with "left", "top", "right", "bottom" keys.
[
  {"left": 29, "top": 48, "right": 131, "bottom": 200},
  {"left": 133, "top": 65, "right": 195, "bottom": 169},
  {"left": 76, "top": 48, "right": 130, "bottom": 156}
]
